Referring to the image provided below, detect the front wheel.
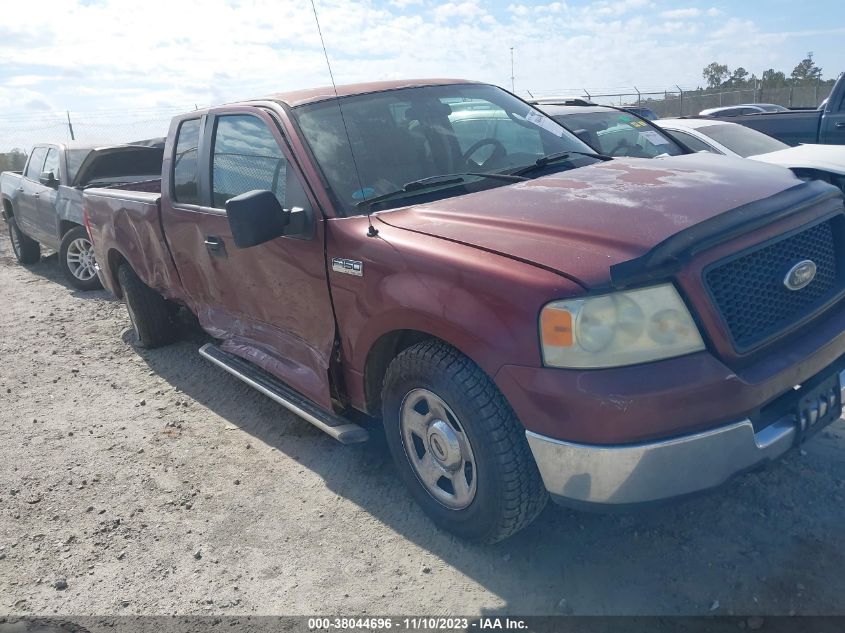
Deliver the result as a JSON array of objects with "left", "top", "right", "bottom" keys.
[
  {"left": 59, "top": 226, "right": 102, "bottom": 291},
  {"left": 382, "top": 340, "right": 548, "bottom": 543},
  {"left": 7, "top": 217, "right": 40, "bottom": 264}
]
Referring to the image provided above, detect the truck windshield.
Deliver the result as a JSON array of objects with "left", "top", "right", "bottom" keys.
[
  {"left": 697, "top": 123, "right": 790, "bottom": 157},
  {"left": 293, "top": 83, "right": 596, "bottom": 215}
]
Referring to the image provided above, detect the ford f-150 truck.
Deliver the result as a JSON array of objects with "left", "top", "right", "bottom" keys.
[
  {"left": 1, "top": 140, "right": 164, "bottom": 289},
  {"left": 83, "top": 79, "right": 845, "bottom": 542},
  {"left": 704, "top": 72, "right": 845, "bottom": 147}
]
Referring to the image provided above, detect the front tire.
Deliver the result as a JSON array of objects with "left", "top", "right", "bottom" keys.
[
  {"left": 7, "top": 217, "right": 40, "bottom": 264},
  {"left": 117, "top": 264, "right": 177, "bottom": 348},
  {"left": 382, "top": 340, "right": 548, "bottom": 543},
  {"left": 59, "top": 226, "right": 102, "bottom": 291}
]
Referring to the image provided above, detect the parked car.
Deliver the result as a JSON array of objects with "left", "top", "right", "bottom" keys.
[
  {"left": 536, "top": 103, "right": 687, "bottom": 157},
  {"left": 700, "top": 103, "right": 790, "bottom": 117},
  {"left": 528, "top": 96, "right": 596, "bottom": 107},
  {"left": 656, "top": 118, "right": 845, "bottom": 193},
  {"left": 1, "top": 140, "right": 164, "bottom": 289},
  {"left": 539, "top": 105, "right": 845, "bottom": 194},
  {"left": 83, "top": 79, "right": 845, "bottom": 543},
  {"left": 698, "top": 73, "right": 845, "bottom": 146}
]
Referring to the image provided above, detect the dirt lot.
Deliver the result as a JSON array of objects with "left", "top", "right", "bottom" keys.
[{"left": 1, "top": 226, "right": 845, "bottom": 618}]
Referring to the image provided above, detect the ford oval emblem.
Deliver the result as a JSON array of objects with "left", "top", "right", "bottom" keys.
[{"left": 783, "top": 260, "right": 817, "bottom": 291}]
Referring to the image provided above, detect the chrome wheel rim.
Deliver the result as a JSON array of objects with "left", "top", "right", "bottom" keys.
[
  {"left": 9, "top": 222, "right": 21, "bottom": 258},
  {"left": 400, "top": 388, "right": 477, "bottom": 510},
  {"left": 66, "top": 237, "right": 97, "bottom": 281}
]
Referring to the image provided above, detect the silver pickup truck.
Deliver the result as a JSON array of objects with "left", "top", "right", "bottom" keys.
[{"left": 1, "top": 140, "right": 164, "bottom": 289}]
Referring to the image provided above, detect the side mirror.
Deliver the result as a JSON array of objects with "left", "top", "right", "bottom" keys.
[
  {"left": 39, "top": 171, "right": 58, "bottom": 187},
  {"left": 225, "top": 190, "right": 290, "bottom": 248}
]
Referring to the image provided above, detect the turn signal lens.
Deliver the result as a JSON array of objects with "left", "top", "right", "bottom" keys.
[{"left": 540, "top": 307, "right": 573, "bottom": 347}]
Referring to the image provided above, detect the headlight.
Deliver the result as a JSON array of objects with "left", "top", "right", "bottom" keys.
[{"left": 540, "top": 284, "right": 705, "bottom": 368}]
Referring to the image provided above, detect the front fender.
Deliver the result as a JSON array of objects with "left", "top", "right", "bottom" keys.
[{"left": 325, "top": 216, "right": 583, "bottom": 411}]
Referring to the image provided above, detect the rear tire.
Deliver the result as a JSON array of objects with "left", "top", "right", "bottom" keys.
[
  {"left": 381, "top": 340, "right": 548, "bottom": 543},
  {"left": 117, "top": 264, "right": 177, "bottom": 348},
  {"left": 7, "top": 217, "right": 40, "bottom": 264},
  {"left": 59, "top": 225, "right": 102, "bottom": 291}
]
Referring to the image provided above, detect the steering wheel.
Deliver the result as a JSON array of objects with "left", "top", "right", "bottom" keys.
[
  {"left": 607, "top": 138, "right": 647, "bottom": 157},
  {"left": 607, "top": 138, "right": 634, "bottom": 156},
  {"left": 462, "top": 138, "right": 507, "bottom": 169}
]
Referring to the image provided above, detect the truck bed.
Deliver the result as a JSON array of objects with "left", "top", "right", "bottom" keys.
[{"left": 83, "top": 185, "right": 182, "bottom": 302}]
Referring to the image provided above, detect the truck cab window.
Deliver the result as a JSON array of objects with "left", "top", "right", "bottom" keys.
[
  {"left": 25, "top": 147, "right": 48, "bottom": 180},
  {"left": 211, "top": 115, "right": 289, "bottom": 209},
  {"left": 173, "top": 119, "right": 201, "bottom": 204},
  {"left": 42, "top": 148, "right": 60, "bottom": 181}
]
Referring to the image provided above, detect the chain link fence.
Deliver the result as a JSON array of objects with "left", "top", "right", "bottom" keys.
[
  {"left": 0, "top": 107, "right": 201, "bottom": 170},
  {"left": 529, "top": 83, "right": 833, "bottom": 118}
]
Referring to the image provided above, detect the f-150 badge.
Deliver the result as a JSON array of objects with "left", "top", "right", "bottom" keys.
[{"left": 332, "top": 258, "right": 363, "bottom": 277}]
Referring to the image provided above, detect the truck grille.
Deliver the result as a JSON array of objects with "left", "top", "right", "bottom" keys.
[{"left": 704, "top": 218, "right": 843, "bottom": 351}]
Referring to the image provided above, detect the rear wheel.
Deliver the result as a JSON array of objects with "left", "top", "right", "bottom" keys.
[
  {"left": 7, "top": 217, "right": 40, "bottom": 264},
  {"left": 382, "top": 340, "right": 548, "bottom": 543},
  {"left": 117, "top": 264, "right": 177, "bottom": 348},
  {"left": 59, "top": 226, "right": 102, "bottom": 291}
]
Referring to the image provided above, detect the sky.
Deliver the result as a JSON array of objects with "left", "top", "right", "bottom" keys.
[{"left": 0, "top": 0, "right": 843, "bottom": 149}]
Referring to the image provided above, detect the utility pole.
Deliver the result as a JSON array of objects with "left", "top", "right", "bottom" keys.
[
  {"left": 66, "top": 111, "right": 75, "bottom": 141},
  {"left": 510, "top": 47, "right": 515, "bottom": 92}
]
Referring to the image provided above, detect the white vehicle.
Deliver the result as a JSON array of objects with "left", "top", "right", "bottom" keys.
[
  {"left": 656, "top": 118, "right": 845, "bottom": 192},
  {"left": 699, "top": 103, "right": 789, "bottom": 117}
]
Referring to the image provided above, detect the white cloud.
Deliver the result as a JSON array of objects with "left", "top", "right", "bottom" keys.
[
  {"left": 659, "top": 7, "right": 700, "bottom": 18},
  {"left": 434, "top": 0, "right": 486, "bottom": 21},
  {"left": 0, "top": 0, "right": 840, "bottom": 147}
]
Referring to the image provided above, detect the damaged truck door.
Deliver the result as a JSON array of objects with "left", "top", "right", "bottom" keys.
[{"left": 160, "top": 109, "right": 336, "bottom": 411}]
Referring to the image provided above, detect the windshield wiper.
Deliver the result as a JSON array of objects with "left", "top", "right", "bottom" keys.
[
  {"left": 509, "top": 150, "right": 612, "bottom": 178},
  {"left": 356, "top": 172, "right": 528, "bottom": 211}
]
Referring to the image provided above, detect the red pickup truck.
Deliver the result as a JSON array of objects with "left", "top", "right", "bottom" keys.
[{"left": 83, "top": 79, "right": 845, "bottom": 542}]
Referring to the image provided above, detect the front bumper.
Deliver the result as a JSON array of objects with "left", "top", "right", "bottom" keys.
[{"left": 527, "top": 370, "right": 845, "bottom": 507}]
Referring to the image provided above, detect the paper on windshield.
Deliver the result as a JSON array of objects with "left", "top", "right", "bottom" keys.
[
  {"left": 524, "top": 110, "right": 565, "bottom": 137},
  {"left": 638, "top": 130, "right": 670, "bottom": 145}
]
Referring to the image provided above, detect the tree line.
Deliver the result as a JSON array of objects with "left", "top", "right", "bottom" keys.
[
  {"left": 0, "top": 149, "right": 27, "bottom": 172},
  {"left": 701, "top": 52, "right": 836, "bottom": 91}
]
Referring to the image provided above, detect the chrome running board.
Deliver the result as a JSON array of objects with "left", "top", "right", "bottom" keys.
[{"left": 199, "top": 343, "right": 369, "bottom": 444}]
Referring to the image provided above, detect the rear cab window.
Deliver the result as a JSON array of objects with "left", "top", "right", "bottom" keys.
[{"left": 172, "top": 119, "right": 201, "bottom": 204}]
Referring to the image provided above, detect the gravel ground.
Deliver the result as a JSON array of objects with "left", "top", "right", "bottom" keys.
[{"left": 1, "top": 225, "right": 845, "bottom": 618}]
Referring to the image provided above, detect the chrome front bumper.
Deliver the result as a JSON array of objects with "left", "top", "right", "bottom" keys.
[{"left": 527, "top": 370, "right": 845, "bottom": 506}]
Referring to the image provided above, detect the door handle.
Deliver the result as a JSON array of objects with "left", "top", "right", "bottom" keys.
[
  {"left": 34, "top": 193, "right": 39, "bottom": 199},
  {"left": 17, "top": 187, "right": 23, "bottom": 193},
  {"left": 204, "top": 235, "right": 226, "bottom": 256},
  {"left": 835, "top": 122, "right": 845, "bottom": 129}
]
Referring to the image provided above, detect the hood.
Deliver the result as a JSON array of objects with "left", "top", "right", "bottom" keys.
[
  {"left": 749, "top": 144, "right": 845, "bottom": 176},
  {"left": 376, "top": 153, "right": 804, "bottom": 288},
  {"left": 72, "top": 138, "right": 165, "bottom": 187}
]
